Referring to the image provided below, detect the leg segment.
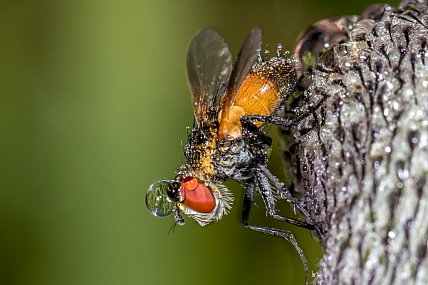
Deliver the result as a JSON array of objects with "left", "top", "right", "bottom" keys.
[
  {"left": 258, "top": 164, "right": 323, "bottom": 241},
  {"left": 241, "top": 95, "right": 325, "bottom": 127},
  {"left": 244, "top": 224, "right": 309, "bottom": 285},
  {"left": 254, "top": 169, "right": 315, "bottom": 231},
  {"left": 242, "top": 177, "right": 309, "bottom": 285}
]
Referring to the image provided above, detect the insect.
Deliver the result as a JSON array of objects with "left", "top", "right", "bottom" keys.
[{"left": 145, "top": 27, "right": 322, "bottom": 282}]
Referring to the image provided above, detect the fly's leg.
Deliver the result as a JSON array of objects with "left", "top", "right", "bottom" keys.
[
  {"left": 238, "top": 95, "right": 325, "bottom": 240},
  {"left": 241, "top": 95, "right": 325, "bottom": 127},
  {"left": 246, "top": 225, "right": 309, "bottom": 285},
  {"left": 239, "top": 123, "right": 324, "bottom": 238},
  {"left": 254, "top": 169, "right": 315, "bottom": 231},
  {"left": 168, "top": 208, "right": 185, "bottom": 234},
  {"left": 235, "top": 129, "right": 323, "bottom": 238},
  {"left": 242, "top": 177, "right": 309, "bottom": 285},
  {"left": 258, "top": 164, "right": 324, "bottom": 241},
  {"left": 241, "top": 177, "right": 256, "bottom": 226}
]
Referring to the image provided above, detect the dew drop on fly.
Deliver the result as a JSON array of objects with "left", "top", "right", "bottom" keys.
[{"left": 145, "top": 181, "right": 175, "bottom": 217}]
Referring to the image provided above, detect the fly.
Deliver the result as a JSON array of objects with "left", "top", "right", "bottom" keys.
[{"left": 145, "top": 27, "right": 322, "bottom": 283}]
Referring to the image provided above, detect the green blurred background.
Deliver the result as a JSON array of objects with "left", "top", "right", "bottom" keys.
[{"left": 2, "top": 1, "right": 399, "bottom": 284}]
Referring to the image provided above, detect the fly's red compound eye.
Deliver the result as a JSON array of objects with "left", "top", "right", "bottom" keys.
[{"left": 181, "top": 176, "right": 216, "bottom": 213}]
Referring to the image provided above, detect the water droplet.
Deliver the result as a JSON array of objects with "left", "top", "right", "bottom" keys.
[
  {"left": 145, "top": 181, "right": 174, "bottom": 217},
  {"left": 276, "top": 43, "right": 282, "bottom": 57},
  {"left": 384, "top": 108, "right": 389, "bottom": 117}
]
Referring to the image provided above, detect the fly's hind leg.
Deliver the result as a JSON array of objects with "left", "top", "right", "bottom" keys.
[
  {"left": 239, "top": 121, "right": 324, "bottom": 239},
  {"left": 245, "top": 224, "right": 309, "bottom": 285},
  {"left": 242, "top": 177, "right": 309, "bottom": 285},
  {"left": 254, "top": 168, "right": 315, "bottom": 231},
  {"left": 257, "top": 165, "right": 324, "bottom": 241}
]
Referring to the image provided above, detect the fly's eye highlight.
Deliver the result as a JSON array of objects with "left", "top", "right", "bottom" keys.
[
  {"left": 182, "top": 176, "right": 198, "bottom": 190},
  {"left": 145, "top": 181, "right": 175, "bottom": 217}
]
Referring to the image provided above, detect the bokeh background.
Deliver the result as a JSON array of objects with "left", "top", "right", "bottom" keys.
[{"left": 2, "top": 1, "right": 400, "bottom": 284}]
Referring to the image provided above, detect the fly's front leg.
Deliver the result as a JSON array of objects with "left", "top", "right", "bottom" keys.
[
  {"left": 168, "top": 207, "right": 185, "bottom": 234},
  {"left": 242, "top": 177, "right": 309, "bottom": 285}
]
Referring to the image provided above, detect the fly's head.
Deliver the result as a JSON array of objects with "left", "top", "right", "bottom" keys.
[{"left": 145, "top": 170, "right": 234, "bottom": 227}]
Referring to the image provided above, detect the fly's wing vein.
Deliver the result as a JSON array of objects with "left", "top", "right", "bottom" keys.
[
  {"left": 225, "top": 27, "right": 262, "bottom": 108},
  {"left": 186, "top": 28, "right": 232, "bottom": 124}
]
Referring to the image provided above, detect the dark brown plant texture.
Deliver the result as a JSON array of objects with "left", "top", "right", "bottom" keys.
[{"left": 280, "top": 1, "right": 428, "bottom": 284}]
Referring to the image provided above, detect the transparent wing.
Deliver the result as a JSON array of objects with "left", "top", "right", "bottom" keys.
[
  {"left": 226, "top": 26, "right": 263, "bottom": 104},
  {"left": 186, "top": 29, "right": 232, "bottom": 124}
]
